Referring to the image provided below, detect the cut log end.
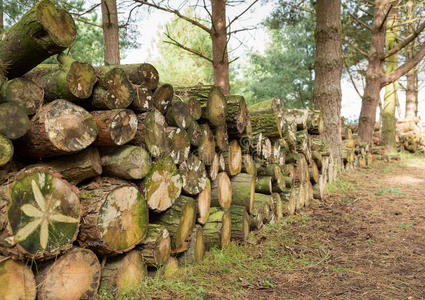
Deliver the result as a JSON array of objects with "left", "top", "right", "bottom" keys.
[
  {"left": 1, "top": 78, "right": 44, "bottom": 115},
  {"left": 0, "top": 135, "right": 13, "bottom": 166},
  {"left": 197, "top": 178, "right": 211, "bottom": 225},
  {"left": 67, "top": 61, "right": 97, "bottom": 99},
  {"left": 0, "top": 258, "right": 36, "bottom": 300},
  {"left": 179, "top": 154, "right": 207, "bottom": 195},
  {"left": 0, "top": 102, "right": 30, "bottom": 140},
  {"left": 211, "top": 172, "right": 232, "bottom": 209}
]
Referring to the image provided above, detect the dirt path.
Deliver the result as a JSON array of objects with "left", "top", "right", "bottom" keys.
[{"left": 250, "top": 157, "right": 425, "bottom": 299}]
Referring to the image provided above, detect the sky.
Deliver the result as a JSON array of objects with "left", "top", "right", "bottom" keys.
[{"left": 120, "top": 1, "right": 424, "bottom": 123}]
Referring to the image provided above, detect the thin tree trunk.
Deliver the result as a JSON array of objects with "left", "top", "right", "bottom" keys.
[
  {"left": 382, "top": 5, "right": 398, "bottom": 149},
  {"left": 211, "top": 0, "right": 230, "bottom": 94},
  {"left": 101, "top": 0, "right": 120, "bottom": 65},
  {"left": 0, "top": 0, "right": 3, "bottom": 32},
  {"left": 313, "top": 0, "right": 342, "bottom": 163},
  {"left": 405, "top": 0, "right": 417, "bottom": 119}
]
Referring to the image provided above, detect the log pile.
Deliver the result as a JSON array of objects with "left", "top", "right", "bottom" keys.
[
  {"left": 396, "top": 118, "right": 425, "bottom": 153},
  {"left": 341, "top": 126, "right": 373, "bottom": 169},
  {"left": 0, "top": 1, "right": 374, "bottom": 298}
]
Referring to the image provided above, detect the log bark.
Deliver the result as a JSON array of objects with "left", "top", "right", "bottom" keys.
[
  {"left": 179, "top": 154, "right": 207, "bottom": 195},
  {"left": 0, "top": 169, "right": 80, "bottom": 261},
  {"left": 0, "top": 135, "right": 13, "bottom": 166},
  {"left": 281, "top": 189, "right": 296, "bottom": 216},
  {"left": 229, "top": 205, "right": 249, "bottom": 242},
  {"left": 256, "top": 176, "right": 273, "bottom": 194},
  {"left": 183, "top": 97, "right": 202, "bottom": 120},
  {"left": 18, "top": 100, "right": 97, "bottom": 159},
  {"left": 109, "top": 63, "right": 159, "bottom": 89},
  {"left": 231, "top": 173, "right": 255, "bottom": 213},
  {"left": 225, "top": 95, "right": 248, "bottom": 135},
  {"left": 24, "top": 54, "right": 97, "bottom": 103},
  {"left": 79, "top": 177, "right": 148, "bottom": 256},
  {"left": 210, "top": 172, "right": 232, "bottom": 209},
  {"left": 253, "top": 193, "right": 273, "bottom": 224},
  {"left": 222, "top": 140, "right": 242, "bottom": 176},
  {"left": 309, "top": 160, "right": 320, "bottom": 184},
  {"left": 100, "top": 145, "right": 151, "bottom": 180},
  {"left": 248, "top": 97, "right": 284, "bottom": 116},
  {"left": 167, "top": 127, "right": 190, "bottom": 165},
  {"left": 203, "top": 207, "right": 231, "bottom": 250},
  {"left": 162, "top": 257, "right": 178, "bottom": 279},
  {"left": 249, "top": 113, "right": 283, "bottom": 138},
  {"left": 0, "top": 257, "right": 36, "bottom": 300},
  {"left": 35, "top": 248, "right": 101, "bottom": 300},
  {"left": 0, "top": 77, "right": 43, "bottom": 115},
  {"left": 198, "top": 123, "right": 216, "bottom": 165},
  {"left": 151, "top": 195, "right": 196, "bottom": 253},
  {"left": 142, "top": 156, "right": 182, "bottom": 212},
  {"left": 137, "top": 224, "right": 171, "bottom": 267},
  {"left": 92, "top": 109, "right": 138, "bottom": 146},
  {"left": 197, "top": 178, "right": 211, "bottom": 225},
  {"left": 92, "top": 67, "right": 136, "bottom": 109},
  {"left": 307, "top": 110, "right": 324, "bottom": 134},
  {"left": 178, "top": 225, "right": 205, "bottom": 265},
  {"left": 0, "top": 0, "right": 76, "bottom": 78},
  {"left": 99, "top": 250, "right": 147, "bottom": 297},
  {"left": 285, "top": 109, "right": 308, "bottom": 131},
  {"left": 36, "top": 147, "right": 102, "bottom": 185},
  {"left": 0, "top": 102, "right": 30, "bottom": 140},
  {"left": 271, "top": 193, "right": 283, "bottom": 224},
  {"left": 166, "top": 100, "right": 193, "bottom": 129},
  {"left": 101, "top": 0, "right": 120, "bottom": 64},
  {"left": 153, "top": 84, "right": 174, "bottom": 114}
]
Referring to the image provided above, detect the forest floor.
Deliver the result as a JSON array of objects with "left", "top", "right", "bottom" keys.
[{"left": 112, "top": 155, "right": 425, "bottom": 300}]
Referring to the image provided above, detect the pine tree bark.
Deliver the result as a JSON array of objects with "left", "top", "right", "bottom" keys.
[
  {"left": 313, "top": 0, "right": 342, "bottom": 163},
  {"left": 405, "top": 0, "right": 418, "bottom": 120},
  {"left": 101, "top": 0, "right": 120, "bottom": 65}
]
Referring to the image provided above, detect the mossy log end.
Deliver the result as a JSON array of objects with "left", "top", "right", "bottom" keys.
[
  {"left": 132, "top": 110, "right": 170, "bottom": 158},
  {"left": 203, "top": 207, "right": 231, "bottom": 250},
  {"left": 132, "top": 85, "right": 153, "bottom": 112},
  {"left": 197, "top": 178, "right": 211, "bottom": 225},
  {"left": 167, "top": 127, "right": 190, "bottom": 165},
  {"left": 230, "top": 205, "right": 249, "bottom": 242},
  {"left": 153, "top": 84, "right": 174, "bottom": 114},
  {"left": 108, "top": 63, "right": 159, "bottom": 89},
  {"left": 18, "top": 100, "right": 97, "bottom": 159},
  {"left": 253, "top": 193, "right": 273, "bottom": 224},
  {"left": 198, "top": 123, "right": 216, "bottom": 165},
  {"left": 36, "top": 147, "right": 102, "bottom": 185},
  {"left": 179, "top": 154, "right": 207, "bottom": 195},
  {"left": 35, "top": 248, "right": 101, "bottom": 300},
  {"left": 178, "top": 225, "right": 205, "bottom": 265},
  {"left": 0, "top": 102, "right": 30, "bottom": 140},
  {"left": 225, "top": 95, "right": 248, "bottom": 135},
  {"left": 100, "top": 250, "right": 147, "bottom": 297},
  {"left": 92, "top": 67, "right": 136, "bottom": 109},
  {"left": 271, "top": 193, "right": 283, "bottom": 224},
  {"left": 151, "top": 195, "right": 196, "bottom": 253},
  {"left": 100, "top": 145, "right": 151, "bottom": 180},
  {"left": 281, "top": 189, "right": 296, "bottom": 216},
  {"left": 79, "top": 177, "right": 148, "bottom": 256},
  {"left": 137, "top": 224, "right": 171, "bottom": 267},
  {"left": 0, "top": 169, "right": 80, "bottom": 261},
  {"left": 92, "top": 109, "right": 138, "bottom": 146},
  {"left": 183, "top": 97, "right": 202, "bottom": 120},
  {"left": 142, "top": 156, "right": 182, "bottom": 212},
  {"left": 0, "top": 258, "right": 36, "bottom": 300},
  {"left": 0, "top": 135, "right": 13, "bottom": 166},
  {"left": 25, "top": 54, "right": 97, "bottom": 103},
  {"left": 0, "top": 78, "right": 44, "bottom": 115},
  {"left": 210, "top": 172, "right": 232, "bottom": 209},
  {"left": 187, "top": 119, "right": 203, "bottom": 147},
  {"left": 231, "top": 173, "right": 255, "bottom": 213},
  {"left": 0, "top": 0, "right": 77, "bottom": 78},
  {"left": 166, "top": 100, "right": 193, "bottom": 129}
]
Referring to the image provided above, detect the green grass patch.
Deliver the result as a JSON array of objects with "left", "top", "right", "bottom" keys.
[
  {"left": 374, "top": 187, "right": 405, "bottom": 196},
  {"left": 325, "top": 179, "right": 354, "bottom": 195},
  {"left": 399, "top": 223, "right": 413, "bottom": 229}
]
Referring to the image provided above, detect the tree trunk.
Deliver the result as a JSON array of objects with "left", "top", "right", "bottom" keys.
[
  {"left": 101, "top": 0, "right": 120, "bottom": 65},
  {"left": 210, "top": 172, "right": 232, "bottom": 209},
  {"left": 100, "top": 145, "right": 151, "bottom": 180},
  {"left": 197, "top": 178, "right": 211, "bottom": 225},
  {"left": 0, "top": 102, "right": 30, "bottom": 140},
  {"left": 382, "top": 5, "right": 398, "bottom": 150},
  {"left": 405, "top": 0, "right": 417, "bottom": 119},
  {"left": 150, "top": 195, "right": 196, "bottom": 253},
  {"left": 211, "top": 0, "right": 230, "bottom": 94},
  {"left": 313, "top": 0, "right": 342, "bottom": 163},
  {"left": 100, "top": 250, "right": 147, "bottom": 297},
  {"left": 0, "top": 0, "right": 76, "bottom": 78},
  {"left": 203, "top": 207, "right": 231, "bottom": 249},
  {"left": 142, "top": 156, "right": 182, "bottom": 212},
  {"left": 92, "top": 109, "right": 138, "bottom": 146},
  {"left": 79, "top": 177, "right": 148, "bottom": 256},
  {"left": 137, "top": 224, "right": 171, "bottom": 267},
  {"left": 231, "top": 173, "right": 255, "bottom": 213},
  {"left": 0, "top": 257, "right": 36, "bottom": 300},
  {"left": 0, "top": 77, "right": 44, "bottom": 115},
  {"left": 179, "top": 154, "right": 207, "bottom": 195},
  {"left": 35, "top": 248, "right": 101, "bottom": 300},
  {"left": 0, "top": 135, "right": 13, "bottom": 166}
]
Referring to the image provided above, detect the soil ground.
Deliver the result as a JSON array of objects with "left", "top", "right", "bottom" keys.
[{"left": 106, "top": 157, "right": 425, "bottom": 300}]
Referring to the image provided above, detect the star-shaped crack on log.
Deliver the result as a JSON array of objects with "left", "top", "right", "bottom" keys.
[{"left": 14, "top": 180, "right": 79, "bottom": 250}]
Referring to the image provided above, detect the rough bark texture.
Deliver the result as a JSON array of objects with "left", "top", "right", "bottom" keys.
[
  {"left": 178, "top": 225, "right": 205, "bottom": 265},
  {"left": 0, "top": 169, "right": 80, "bottom": 261},
  {"left": 231, "top": 173, "right": 255, "bottom": 213},
  {"left": 211, "top": 0, "right": 230, "bottom": 94},
  {"left": 405, "top": 0, "right": 417, "bottom": 119},
  {"left": 0, "top": 0, "right": 76, "bottom": 78},
  {"left": 313, "top": 0, "right": 342, "bottom": 163},
  {"left": 230, "top": 205, "right": 249, "bottom": 242},
  {"left": 110, "top": 63, "right": 159, "bottom": 88},
  {"left": 0, "top": 258, "right": 36, "bottom": 300},
  {"left": 35, "top": 248, "right": 101, "bottom": 300},
  {"left": 225, "top": 95, "right": 248, "bottom": 135},
  {"left": 78, "top": 177, "right": 148, "bottom": 256},
  {"left": 137, "top": 224, "right": 171, "bottom": 267},
  {"left": 101, "top": 0, "right": 120, "bottom": 64},
  {"left": 203, "top": 207, "right": 231, "bottom": 250}
]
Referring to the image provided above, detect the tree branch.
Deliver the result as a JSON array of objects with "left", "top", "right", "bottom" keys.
[
  {"left": 344, "top": 39, "right": 368, "bottom": 58},
  {"left": 343, "top": 57, "right": 363, "bottom": 99},
  {"left": 164, "top": 32, "right": 213, "bottom": 63},
  {"left": 349, "top": 13, "right": 372, "bottom": 31},
  {"left": 379, "top": 3, "right": 394, "bottom": 30},
  {"left": 381, "top": 42, "right": 425, "bottom": 87},
  {"left": 226, "top": 0, "right": 259, "bottom": 30},
  {"left": 74, "top": 17, "right": 102, "bottom": 28},
  {"left": 70, "top": 3, "right": 101, "bottom": 17},
  {"left": 134, "top": 0, "right": 211, "bottom": 34},
  {"left": 383, "top": 20, "right": 425, "bottom": 59}
]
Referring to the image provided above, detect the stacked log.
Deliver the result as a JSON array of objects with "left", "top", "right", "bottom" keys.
[{"left": 396, "top": 118, "right": 425, "bottom": 153}]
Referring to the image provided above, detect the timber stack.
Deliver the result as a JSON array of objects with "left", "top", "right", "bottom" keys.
[
  {"left": 0, "top": 1, "right": 372, "bottom": 299},
  {"left": 395, "top": 117, "right": 425, "bottom": 153}
]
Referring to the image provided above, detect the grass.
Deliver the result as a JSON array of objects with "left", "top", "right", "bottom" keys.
[
  {"left": 325, "top": 178, "right": 355, "bottom": 195},
  {"left": 374, "top": 187, "right": 405, "bottom": 196}
]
